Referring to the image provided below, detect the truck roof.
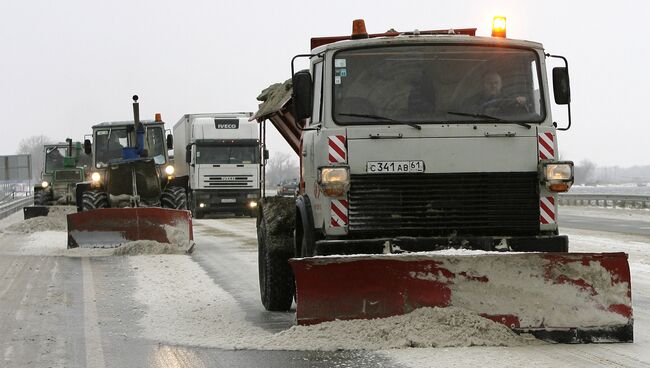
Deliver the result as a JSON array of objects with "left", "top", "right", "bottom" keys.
[
  {"left": 92, "top": 120, "right": 164, "bottom": 129},
  {"left": 45, "top": 142, "right": 81, "bottom": 147},
  {"left": 311, "top": 33, "right": 544, "bottom": 54},
  {"left": 180, "top": 112, "right": 253, "bottom": 119}
]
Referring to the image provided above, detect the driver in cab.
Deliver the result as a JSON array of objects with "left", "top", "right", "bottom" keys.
[{"left": 466, "top": 71, "right": 528, "bottom": 115}]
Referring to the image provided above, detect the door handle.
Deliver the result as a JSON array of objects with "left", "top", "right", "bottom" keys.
[{"left": 484, "top": 131, "right": 516, "bottom": 137}]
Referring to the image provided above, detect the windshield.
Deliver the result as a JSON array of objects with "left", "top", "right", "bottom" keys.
[
  {"left": 333, "top": 45, "right": 544, "bottom": 124},
  {"left": 44, "top": 147, "right": 67, "bottom": 172},
  {"left": 94, "top": 126, "right": 167, "bottom": 167},
  {"left": 196, "top": 145, "right": 259, "bottom": 165},
  {"left": 145, "top": 127, "right": 166, "bottom": 165}
]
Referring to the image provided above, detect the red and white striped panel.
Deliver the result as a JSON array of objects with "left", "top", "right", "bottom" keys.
[
  {"left": 538, "top": 132, "right": 555, "bottom": 160},
  {"left": 540, "top": 196, "right": 556, "bottom": 225},
  {"left": 330, "top": 199, "right": 349, "bottom": 227},
  {"left": 328, "top": 135, "right": 347, "bottom": 163}
]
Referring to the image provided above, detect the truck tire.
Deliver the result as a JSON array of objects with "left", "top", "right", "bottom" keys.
[
  {"left": 258, "top": 197, "right": 296, "bottom": 311},
  {"left": 187, "top": 192, "right": 203, "bottom": 218},
  {"left": 81, "top": 191, "right": 108, "bottom": 211},
  {"left": 34, "top": 190, "right": 48, "bottom": 206},
  {"left": 161, "top": 187, "right": 187, "bottom": 210}
]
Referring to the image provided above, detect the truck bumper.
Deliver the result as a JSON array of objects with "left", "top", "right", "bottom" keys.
[
  {"left": 193, "top": 189, "right": 259, "bottom": 214},
  {"left": 314, "top": 235, "right": 568, "bottom": 256}
]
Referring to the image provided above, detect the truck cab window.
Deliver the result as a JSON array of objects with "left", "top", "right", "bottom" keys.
[
  {"left": 333, "top": 45, "right": 545, "bottom": 124},
  {"left": 311, "top": 61, "right": 323, "bottom": 124},
  {"left": 45, "top": 147, "right": 67, "bottom": 172},
  {"left": 145, "top": 127, "right": 166, "bottom": 164},
  {"left": 195, "top": 145, "right": 259, "bottom": 165},
  {"left": 95, "top": 129, "right": 128, "bottom": 167}
]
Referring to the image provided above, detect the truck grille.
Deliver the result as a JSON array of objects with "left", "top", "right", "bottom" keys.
[
  {"left": 54, "top": 170, "right": 82, "bottom": 181},
  {"left": 203, "top": 174, "right": 254, "bottom": 188},
  {"left": 348, "top": 172, "right": 539, "bottom": 237}
]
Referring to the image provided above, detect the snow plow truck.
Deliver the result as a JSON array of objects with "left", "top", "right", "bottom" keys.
[
  {"left": 67, "top": 96, "right": 193, "bottom": 251},
  {"left": 252, "top": 18, "right": 633, "bottom": 343}
]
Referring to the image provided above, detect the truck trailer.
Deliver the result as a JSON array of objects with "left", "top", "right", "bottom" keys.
[{"left": 173, "top": 113, "right": 261, "bottom": 218}]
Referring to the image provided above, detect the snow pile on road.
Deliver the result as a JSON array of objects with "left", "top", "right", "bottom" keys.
[
  {"left": 4, "top": 207, "right": 74, "bottom": 233},
  {"left": 130, "top": 254, "right": 535, "bottom": 351},
  {"left": 113, "top": 241, "right": 188, "bottom": 256},
  {"left": 1, "top": 230, "right": 187, "bottom": 257},
  {"left": 260, "top": 307, "right": 533, "bottom": 350}
]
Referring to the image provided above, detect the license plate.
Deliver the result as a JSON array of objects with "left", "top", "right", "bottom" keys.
[
  {"left": 221, "top": 198, "right": 236, "bottom": 203},
  {"left": 366, "top": 160, "right": 425, "bottom": 173}
]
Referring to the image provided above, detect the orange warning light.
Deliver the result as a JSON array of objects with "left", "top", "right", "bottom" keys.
[
  {"left": 351, "top": 19, "right": 369, "bottom": 39},
  {"left": 492, "top": 16, "right": 506, "bottom": 38}
]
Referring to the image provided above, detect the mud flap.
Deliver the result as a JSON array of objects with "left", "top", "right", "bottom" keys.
[
  {"left": 24, "top": 206, "right": 50, "bottom": 220},
  {"left": 290, "top": 252, "right": 633, "bottom": 343},
  {"left": 67, "top": 208, "right": 194, "bottom": 251}
]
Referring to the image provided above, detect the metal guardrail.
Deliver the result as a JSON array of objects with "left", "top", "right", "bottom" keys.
[
  {"left": 558, "top": 194, "right": 650, "bottom": 209},
  {"left": 0, "top": 196, "right": 33, "bottom": 220}
]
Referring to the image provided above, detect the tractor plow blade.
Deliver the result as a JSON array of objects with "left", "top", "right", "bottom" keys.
[
  {"left": 23, "top": 206, "right": 50, "bottom": 220},
  {"left": 290, "top": 252, "right": 633, "bottom": 343},
  {"left": 67, "top": 208, "right": 194, "bottom": 251}
]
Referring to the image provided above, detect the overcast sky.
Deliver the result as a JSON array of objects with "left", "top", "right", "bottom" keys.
[{"left": 1, "top": 0, "right": 648, "bottom": 167}]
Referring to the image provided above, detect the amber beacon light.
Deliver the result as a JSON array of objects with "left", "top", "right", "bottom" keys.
[
  {"left": 351, "top": 19, "right": 369, "bottom": 39},
  {"left": 491, "top": 16, "right": 507, "bottom": 38}
]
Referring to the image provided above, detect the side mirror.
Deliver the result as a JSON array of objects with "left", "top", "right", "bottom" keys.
[
  {"left": 292, "top": 70, "right": 313, "bottom": 122},
  {"left": 552, "top": 67, "right": 571, "bottom": 105},
  {"left": 185, "top": 145, "right": 191, "bottom": 164},
  {"left": 263, "top": 149, "right": 269, "bottom": 160},
  {"left": 166, "top": 134, "right": 173, "bottom": 150},
  {"left": 83, "top": 139, "right": 92, "bottom": 155}
]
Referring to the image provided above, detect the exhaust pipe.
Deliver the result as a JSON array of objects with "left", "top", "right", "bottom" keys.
[{"left": 132, "top": 95, "right": 145, "bottom": 156}]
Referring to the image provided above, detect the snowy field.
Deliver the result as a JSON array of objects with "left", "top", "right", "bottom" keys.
[
  {"left": 1, "top": 207, "right": 650, "bottom": 367},
  {"left": 569, "top": 184, "right": 650, "bottom": 196}
]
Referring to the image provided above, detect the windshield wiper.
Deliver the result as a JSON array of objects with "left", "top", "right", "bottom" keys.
[
  {"left": 446, "top": 111, "right": 531, "bottom": 129},
  {"left": 338, "top": 113, "right": 422, "bottom": 130}
]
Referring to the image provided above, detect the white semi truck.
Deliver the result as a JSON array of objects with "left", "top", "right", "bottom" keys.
[{"left": 173, "top": 113, "right": 261, "bottom": 218}]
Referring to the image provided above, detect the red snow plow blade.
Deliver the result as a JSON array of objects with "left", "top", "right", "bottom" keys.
[
  {"left": 67, "top": 208, "right": 194, "bottom": 251},
  {"left": 290, "top": 252, "right": 633, "bottom": 343}
]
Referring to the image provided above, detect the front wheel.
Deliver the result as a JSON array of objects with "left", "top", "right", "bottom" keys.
[
  {"left": 34, "top": 190, "right": 49, "bottom": 206},
  {"left": 161, "top": 187, "right": 187, "bottom": 210},
  {"left": 258, "top": 202, "right": 294, "bottom": 311},
  {"left": 81, "top": 190, "right": 108, "bottom": 211}
]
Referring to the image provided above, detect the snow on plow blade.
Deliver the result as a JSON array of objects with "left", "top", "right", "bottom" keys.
[
  {"left": 290, "top": 252, "right": 633, "bottom": 343},
  {"left": 67, "top": 208, "right": 194, "bottom": 251}
]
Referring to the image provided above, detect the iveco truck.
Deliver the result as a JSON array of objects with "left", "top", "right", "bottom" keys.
[{"left": 173, "top": 113, "right": 261, "bottom": 218}]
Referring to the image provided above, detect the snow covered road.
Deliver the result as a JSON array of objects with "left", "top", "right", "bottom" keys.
[{"left": 1, "top": 207, "right": 650, "bottom": 367}]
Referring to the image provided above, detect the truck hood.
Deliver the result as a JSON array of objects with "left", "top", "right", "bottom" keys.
[{"left": 346, "top": 124, "right": 539, "bottom": 174}]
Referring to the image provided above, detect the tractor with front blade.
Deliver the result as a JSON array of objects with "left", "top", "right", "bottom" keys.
[
  {"left": 24, "top": 139, "right": 90, "bottom": 219},
  {"left": 67, "top": 96, "right": 193, "bottom": 250},
  {"left": 252, "top": 18, "right": 633, "bottom": 343}
]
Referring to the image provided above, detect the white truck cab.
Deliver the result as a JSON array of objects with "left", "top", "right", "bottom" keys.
[
  {"left": 173, "top": 113, "right": 261, "bottom": 217},
  {"left": 256, "top": 18, "right": 574, "bottom": 256}
]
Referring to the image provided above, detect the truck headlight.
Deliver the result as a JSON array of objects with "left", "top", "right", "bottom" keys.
[
  {"left": 540, "top": 161, "right": 574, "bottom": 192},
  {"left": 248, "top": 201, "right": 258, "bottom": 208},
  {"left": 91, "top": 172, "right": 101, "bottom": 182},
  {"left": 318, "top": 167, "right": 349, "bottom": 197},
  {"left": 165, "top": 165, "right": 175, "bottom": 175},
  {"left": 41, "top": 181, "right": 49, "bottom": 188}
]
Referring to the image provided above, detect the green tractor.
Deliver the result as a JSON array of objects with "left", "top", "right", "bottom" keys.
[
  {"left": 24, "top": 139, "right": 90, "bottom": 219},
  {"left": 67, "top": 96, "right": 192, "bottom": 250}
]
